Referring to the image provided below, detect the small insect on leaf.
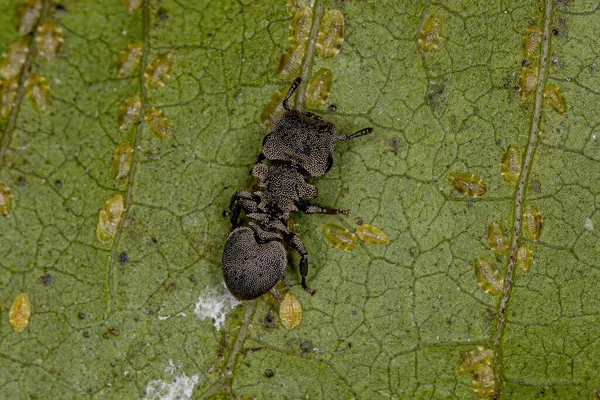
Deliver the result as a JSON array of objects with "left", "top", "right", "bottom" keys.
[
  {"left": 117, "top": 41, "right": 143, "bottom": 78},
  {"left": 517, "top": 244, "right": 533, "bottom": 273},
  {"left": 278, "top": 7, "right": 312, "bottom": 78},
  {"left": 144, "top": 52, "right": 174, "bottom": 88},
  {"left": 1, "top": 40, "right": 29, "bottom": 80},
  {"left": 0, "top": 183, "right": 13, "bottom": 216},
  {"left": 124, "top": 0, "right": 142, "bottom": 13},
  {"left": 112, "top": 140, "right": 134, "bottom": 180},
  {"left": 523, "top": 23, "right": 542, "bottom": 58},
  {"left": 289, "top": 7, "right": 313, "bottom": 46},
  {"left": 523, "top": 205, "right": 542, "bottom": 241},
  {"left": 305, "top": 68, "right": 333, "bottom": 108},
  {"left": 472, "top": 364, "right": 495, "bottom": 399},
  {"left": 118, "top": 93, "right": 142, "bottom": 132},
  {"left": 449, "top": 172, "right": 487, "bottom": 197},
  {"left": 0, "top": 78, "right": 19, "bottom": 118},
  {"left": 17, "top": 0, "right": 42, "bottom": 36},
  {"left": 322, "top": 224, "right": 358, "bottom": 251},
  {"left": 145, "top": 106, "right": 171, "bottom": 139},
  {"left": 286, "top": 0, "right": 314, "bottom": 15},
  {"left": 458, "top": 347, "right": 496, "bottom": 400},
  {"left": 261, "top": 86, "right": 288, "bottom": 127},
  {"left": 473, "top": 257, "right": 503, "bottom": 296},
  {"left": 279, "top": 292, "right": 302, "bottom": 329},
  {"left": 519, "top": 65, "right": 539, "bottom": 99},
  {"left": 355, "top": 224, "right": 389, "bottom": 245},
  {"left": 458, "top": 346, "right": 493, "bottom": 374},
  {"left": 500, "top": 144, "right": 522, "bottom": 182},
  {"left": 24, "top": 73, "right": 50, "bottom": 113},
  {"left": 316, "top": 10, "right": 344, "bottom": 58},
  {"left": 418, "top": 13, "right": 444, "bottom": 51},
  {"left": 543, "top": 85, "right": 567, "bottom": 114},
  {"left": 36, "top": 19, "right": 64, "bottom": 62},
  {"left": 96, "top": 194, "right": 124, "bottom": 244},
  {"left": 9, "top": 293, "right": 31, "bottom": 332},
  {"left": 487, "top": 221, "right": 508, "bottom": 256},
  {"left": 278, "top": 45, "right": 306, "bottom": 79}
]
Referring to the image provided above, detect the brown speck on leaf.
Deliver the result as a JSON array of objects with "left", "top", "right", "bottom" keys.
[{"left": 264, "top": 369, "right": 274, "bottom": 378}]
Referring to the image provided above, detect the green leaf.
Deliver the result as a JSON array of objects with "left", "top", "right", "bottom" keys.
[{"left": 1, "top": 0, "right": 599, "bottom": 398}]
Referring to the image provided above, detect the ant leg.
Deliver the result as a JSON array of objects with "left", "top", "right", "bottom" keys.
[
  {"left": 336, "top": 127, "right": 374, "bottom": 141},
  {"left": 298, "top": 203, "right": 349, "bottom": 216},
  {"left": 302, "top": 111, "right": 324, "bottom": 121},
  {"left": 282, "top": 77, "right": 302, "bottom": 111},
  {"left": 229, "top": 191, "right": 258, "bottom": 228},
  {"left": 284, "top": 233, "right": 316, "bottom": 296}
]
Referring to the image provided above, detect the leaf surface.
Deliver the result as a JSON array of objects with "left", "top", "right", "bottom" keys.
[{"left": 1, "top": 0, "right": 599, "bottom": 398}]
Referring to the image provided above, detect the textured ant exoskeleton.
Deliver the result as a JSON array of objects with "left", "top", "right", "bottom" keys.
[{"left": 222, "top": 77, "right": 373, "bottom": 300}]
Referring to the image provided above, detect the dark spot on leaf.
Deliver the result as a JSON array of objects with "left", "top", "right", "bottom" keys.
[
  {"left": 119, "top": 252, "right": 128, "bottom": 263},
  {"left": 55, "top": 180, "right": 62, "bottom": 188},
  {"left": 83, "top": 331, "right": 90, "bottom": 338},
  {"left": 327, "top": 104, "right": 337, "bottom": 112},
  {"left": 300, "top": 340, "right": 313, "bottom": 353},
  {"left": 41, "top": 274, "right": 53, "bottom": 286},
  {"left": 78, "top": 312, "right": 86, "bottom": 319},
  {"left": 264, "top": 311, "right": 276, "bottom": 329},
  {"left": 17, "top": 176, "right": 26, "bottom": 186},
  {"left": 264, "top": 369, "right": 274, "bottom": 377}
]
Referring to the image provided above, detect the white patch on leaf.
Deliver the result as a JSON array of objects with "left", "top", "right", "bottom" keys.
[
  {"left": 584, "top": 218, "right": 594, "bottom": 231},
  {"left": 144, "top": 360, "right": 199, "bottom": 400},
  {"left": 194, "top": 285, "right": 239, "bottom": 330}
]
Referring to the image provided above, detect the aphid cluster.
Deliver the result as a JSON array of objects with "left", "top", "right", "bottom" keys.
[
  {"left": 2, "top": 5, "right": 65, "bottom": 118},
  {"left": 519, "top": 23, "right": 568, "bottom": 112},
  {"left": 419, "top": 13, "right": 444, "bottom": 51},
  {"left": 458, "top": 347, "right": 496, "bottom": 399},
  {"left": 519, "top": 23, "right": 540, "bottom": 99},
  {"left": 223, "top": 78, "right": 373, "bottom": 300},
  {"left": 267, "top": 6, "right": 345, "bottom": 123}
]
